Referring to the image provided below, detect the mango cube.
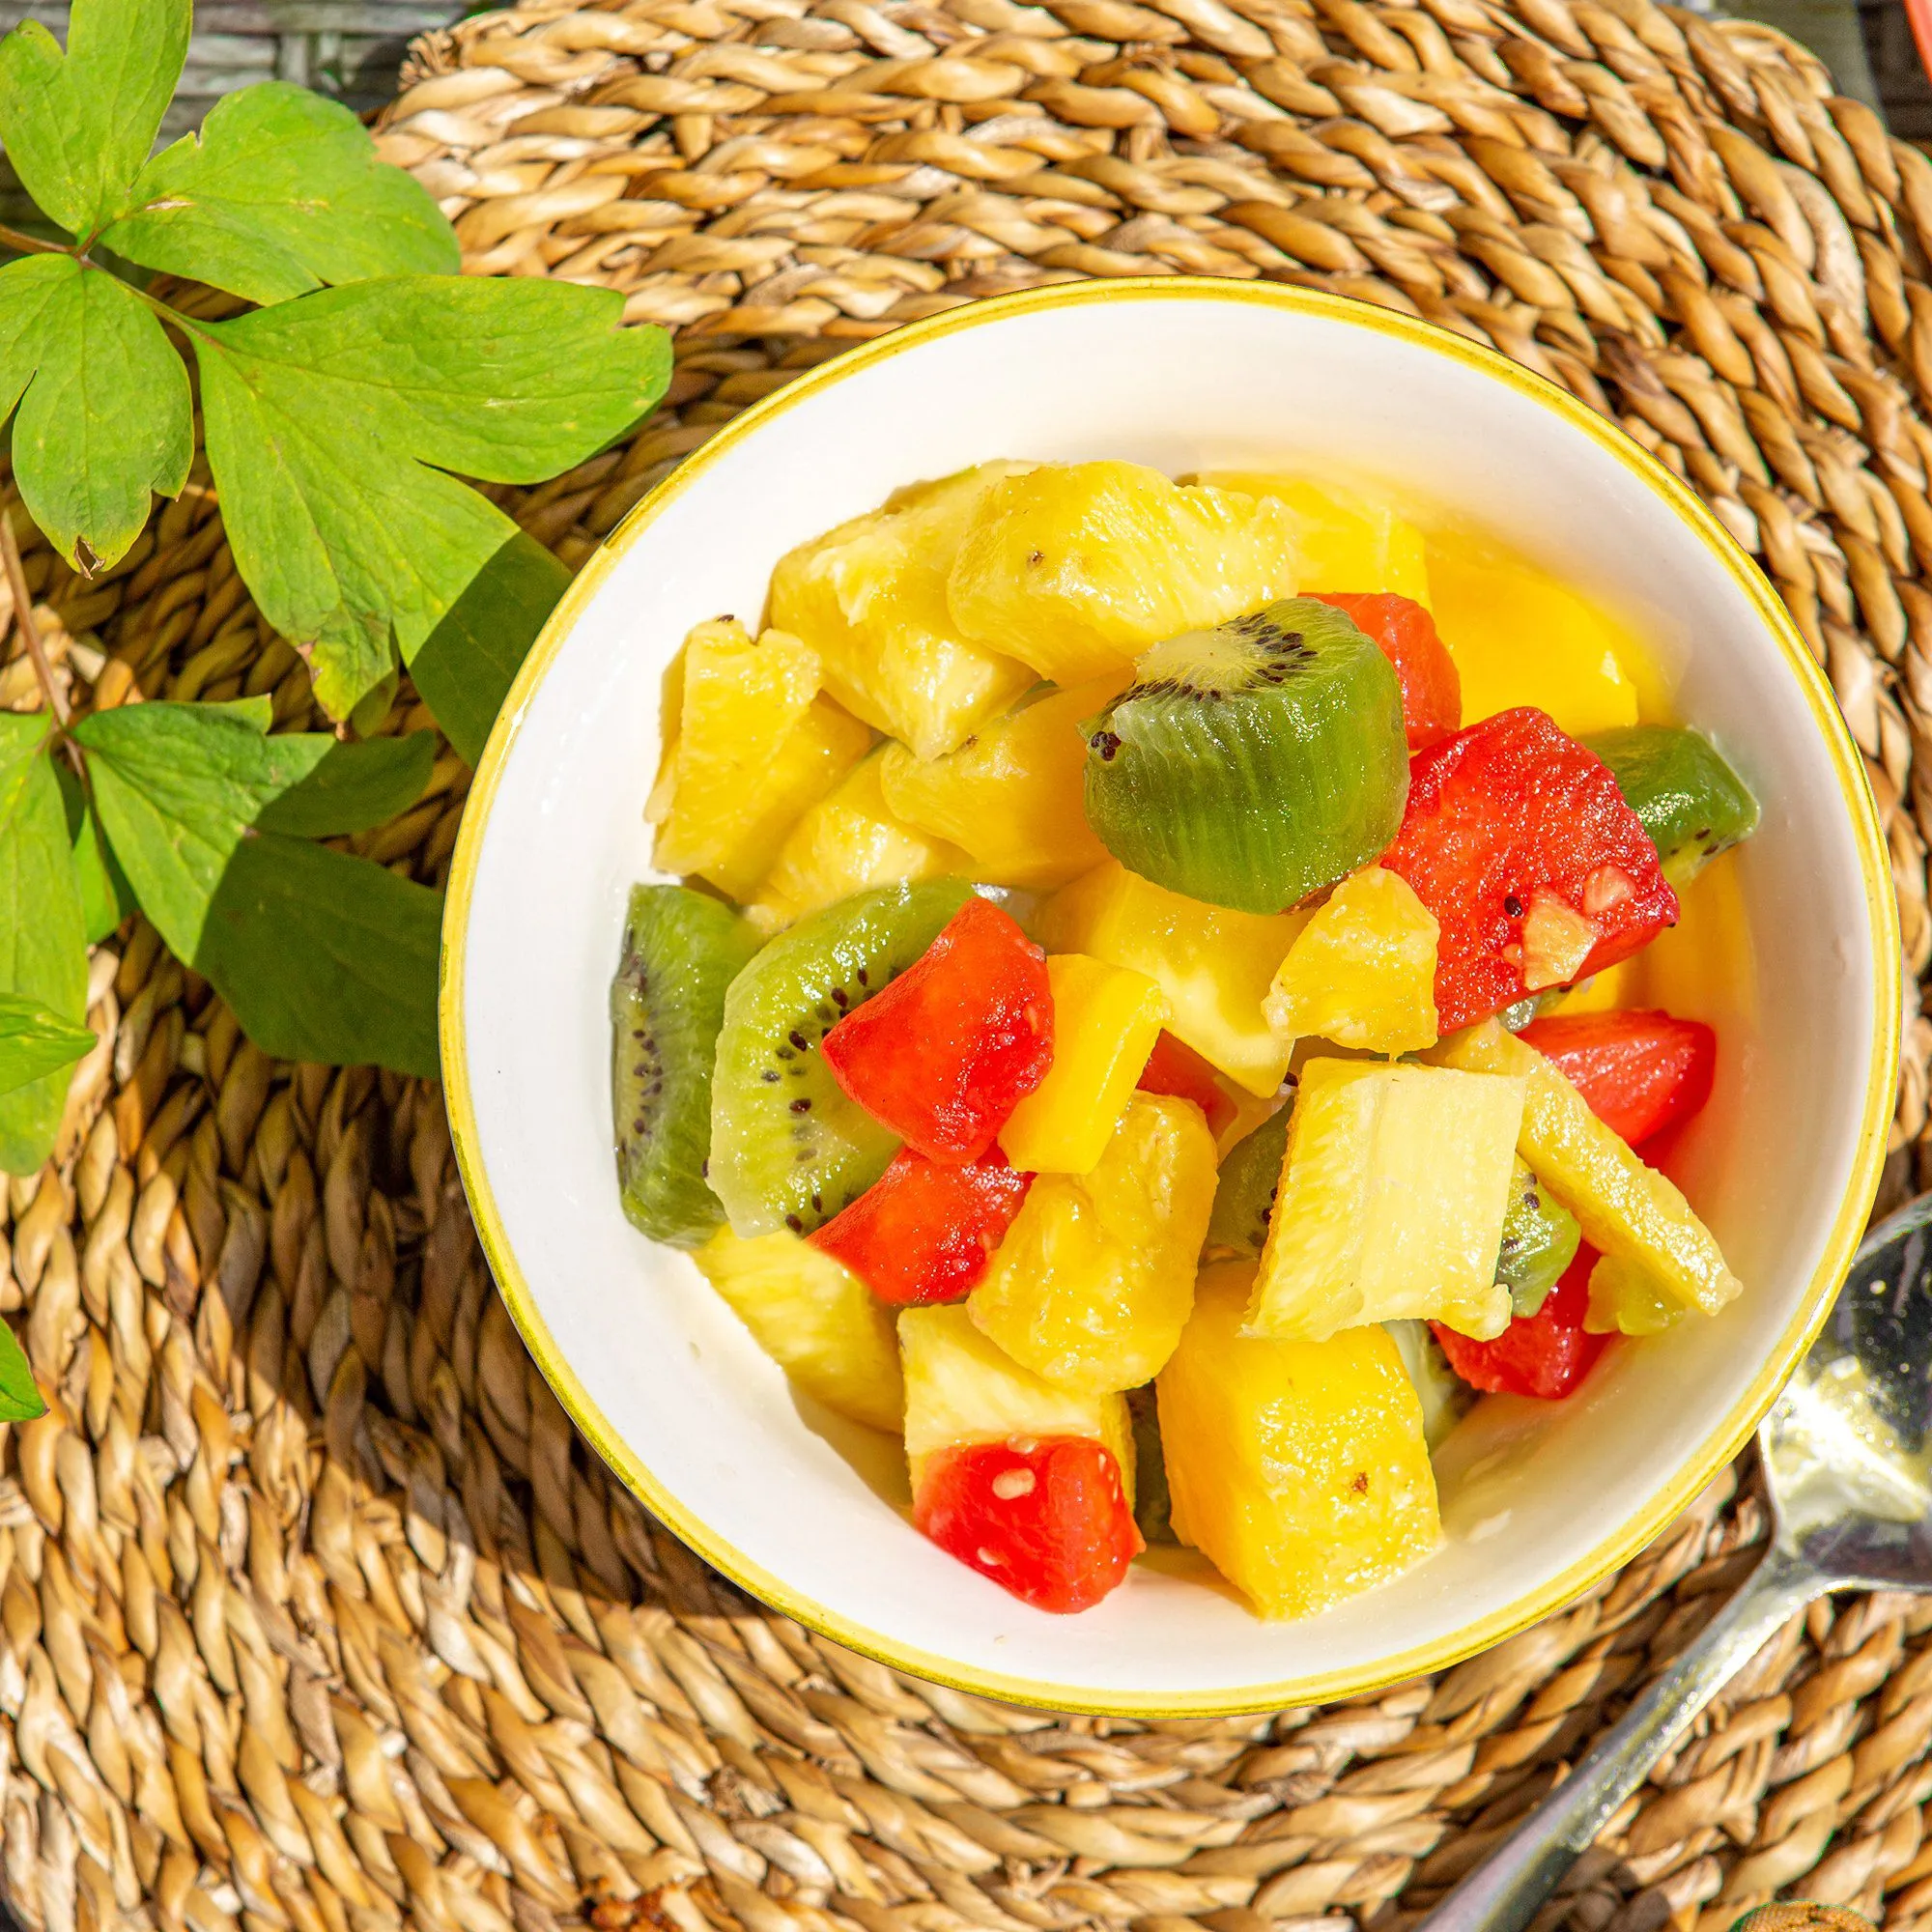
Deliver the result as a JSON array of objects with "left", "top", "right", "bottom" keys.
[
  {"left": 768, "top": 464, "right": 1037, "bottom": 758},
  {"left": 878, "top": 675, "right": 1122, "bottom": 890},
  {"left": 1584, "top": 1252, "right": 1688, "bottom": 1335},
  {"left": 1158, "top": 1261, "right": 1440, "bottom": 1618},
  {"left": 1428, "top": 535, "right": 1641, "bottom": 736},
  {"left": 1248, "top": 1059, "right": 1525, "bottom": 1342},
  {"left": 1199, "top": 473, "right": 1430, "bottom": 607},
  {"left": 1264, "top": 866, "right": 1439, "bottom": 1055},
  {"left": 1431, "top": 1020, "right": 1741, "bottom": 1317},
  {"left": 899, "top": 1304, "right": 1133, "bottom": 1499},
  {"left": 1037, "top": 861, "right": 1306, "bottom": 1096},
  {"left": 998, "top": 955, "right": 1169, "bottom": 1173},
  {"left": 745, "top": 752, "right": 969, "bottom": 933},
  {"left": 973, "top": 1094, "right": 1217, "bottom": 1395},
  {"left": 947, "top": 461, "right": 1297, "bottom": 685},
  {"left": 649, "top": 619, "right": 871, "bottom": 899},
  {"left": 695, "top": 1227, "right": 903, "bottom": 1434}
]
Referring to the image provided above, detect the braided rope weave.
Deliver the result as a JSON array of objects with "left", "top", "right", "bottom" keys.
[{"left": 8, "top": 2, "right": 1932, "bottom": 1930}]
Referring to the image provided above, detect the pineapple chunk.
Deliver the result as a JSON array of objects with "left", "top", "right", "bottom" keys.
[
  {"left": 1428, "top": 535, "right": 1640, "bottom": 736},
  {"left": 899, "top": 1304, "right": 1133, "bottom": 1499},
  {"left": 649, "top": 618, "right": 871, "bottom": 899},
  {"left": 1264, "top": 867, "right": 1438, "bottom": 1055},
  {"left": 1158, "top": 1260, "right": 1440, "bottom": 1619},
  {"left": 998, "top": 955, "right": 1169, "bottom": 1174},
  {"left": 745, "top": 752, "right": 970, "bottom": 933},
  {"left": 1037, "top": 861, "right": 1306, "bottom": 1096},
  {"left": 1248, "top": 1059, "right": 1524, "bottom": 1343},
  {"left": 1199, "top": 473, "right": 1430, "bottom": 606},
  {"left": 947, "top": 461, "right": 1297, "bottom": 685},
  {"left": 1429, "top": 1020, "right": 1742, "bottom": 1316},
  {"left": 973, "top": 1094, "right": 1217, "bottom": 1394},
  {"left": 768, "top": 464, "right": 1037, "bottom": 759},
  {"left": 878, "top": 675, "right": 1122, "bottom": 890},
  {"left": 695, "top": 1227, "right": 903, "bottom": 1434},
  {"left": 1585, "top": 1252, "right": 1688, "bottom": 1335}
]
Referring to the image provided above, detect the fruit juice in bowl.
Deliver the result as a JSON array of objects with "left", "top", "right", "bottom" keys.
[{"left": 443, "top": 279, "right": 1894, "bottom": 1715}]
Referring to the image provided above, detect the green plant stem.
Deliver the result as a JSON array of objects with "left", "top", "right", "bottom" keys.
[
  {"left": 0, "top": 505, "right": 66, "bottom": 730},
  {"left": 0, "top": 219, "right": 210, "bottom": 341}
]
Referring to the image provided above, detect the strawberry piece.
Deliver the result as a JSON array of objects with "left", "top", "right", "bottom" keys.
[
  {"left": 810, "top": 1150, "right": 1031, "bottom": 1305},
  {"left": 1433, "top": 1244, "right": 1606, "bottom": 1400},
  {"left": 1520, "top": 1009, "right": 1716, "bottom": 1148},
  {"left": 914, "top": 1435, "right": 1142, "bottom": 1612},
  {"left": 1380, "top": 707, "right": 1678, "bottom": 1032},
  {"left": 1135, "top": 1031, "right": 1237, "bottom": 1138},
  {"left": 1310, "top": 592, "right": 1460, "bottom": 750},
  {"left": 822, "top": 896, "right": 1053, "bottom": 1162}
]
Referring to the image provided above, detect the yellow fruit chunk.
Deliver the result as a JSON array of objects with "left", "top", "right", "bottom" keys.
[
  {"left": 1584, "top": 1252, "right": 1688, "bottom": 1336},
  {"left": 769, "top": 464, "right": 1037, "bottom": 759},
  {"left": 1037, "top": 862, "right": 1305, "bottom": 1096},
  {"left": 745, "top": 753, "right": 969, "bottom": 933},
  {"left": 649, "top": 618, "right": 871, "bottom": 899},
  {"left": 1248, "top": 1059, "right": 1523, "bottom": 1342},
  {"left": 998, "top": 956, "right": 1169, "bottom": 1173},
  {"left": 1428, "top": 536, "right": 1640, "bottom": 736},
  {"left": 1158, "top": 1260, "right": 1439, "bottom": 1619},
  {"left": 695, "top": 1227, "right": 902, "bottom": 1434},
  {"left": 1264, "top": 867, "right": 1438, "bottom": 1054},
  {"left": 973, "top": 1095, "right": 1217, "bottom": 1394},
  {"left": 947, "top": 461, "right": 1296, "bottom": 685},
  {"left": 1200, "top": 473, "right": 1429, "bottom": 605},
  {"left": 878, "top": 675, "right": 1122, "bottom": 889},
  {"left": 1429, "top": 1020, "right": 1742, "bottom": 1315},
  {"left": 899, "top": 1304, "right": 1133, "bottom": 1499}
]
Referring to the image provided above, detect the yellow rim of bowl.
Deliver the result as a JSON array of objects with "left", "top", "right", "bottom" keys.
[{"left": 440, "top": 275, "right": 1900, "bottom": 1718}]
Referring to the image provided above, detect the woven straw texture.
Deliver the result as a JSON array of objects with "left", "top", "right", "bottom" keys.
[{"left": 7, "top": 6, "right": 1932, "bottom": 1932}]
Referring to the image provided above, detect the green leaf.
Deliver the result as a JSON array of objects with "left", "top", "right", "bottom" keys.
[
  {"left": 189, "top": 278, "right": 668, "bottom": 719},
  {"left": 0, "top": 254, "right": 192, "bottom": 569},
  {"left": 411, "top": 529, "right": 572, "bottom": 767},
  {"left": 0, "top": 1323, "right": 45, "bottom": 1422},
  {"left": 99, "top": 84, "right": 460, "bottom": 308},
  {"left": 0, "top": 993, "right": 94, "bottom": 1100},
  {"left": 198, "top": 833, "right": 440, "bottom": 1077},
  {"left": 75, "top": 702, "right": 441, "bottom": 1073},
  {"left": 0, "top": 0, "right": 188, "bottom": 239},
  {"left": 55, "top": 761, "right": 136, "bottom": 944},
  {"left": 254, "top": 733, "right": 436, "bottom": 838},
  {"left": 0, "top": 717, "right": 87, "bottom": 1172}
]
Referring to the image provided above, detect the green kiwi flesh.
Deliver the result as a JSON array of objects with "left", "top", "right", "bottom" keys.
[
  {"left": 1083, "top": 598, "right": 1409, "bottom": 913},
  {"left": 1493, "top": 1155, "right": 1580, "bottom": 1318},
  {"left": 1205, "top": 1103, "right": 1291, "bottom": 1258},
  {"left": 1384, "top": 1320, "right": 1473, "bottom": 1449},
  {"left": 1126, "top": 1385, "right": 1176, "bottom": 1545},
  {"left": 611, "top": 885, "right": 759, "bottom": 1248},
  {"left": 1581, "top": 724, "right": 1759, "bottom": 886},
  {"left": 709, "top": 877, "right": 975, "bottom": 1236}
]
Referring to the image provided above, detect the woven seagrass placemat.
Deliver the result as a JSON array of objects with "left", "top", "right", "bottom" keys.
[{"left": 8, "top": 5, "right": 1932, "bottom": 1932}]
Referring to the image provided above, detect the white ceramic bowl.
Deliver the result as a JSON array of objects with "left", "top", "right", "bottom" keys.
[{"left": 442, "top": 278, "right": 1899, "bottom": 1716}]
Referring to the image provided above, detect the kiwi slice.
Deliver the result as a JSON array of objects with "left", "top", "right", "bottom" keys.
[
  {"left": 1384, "top": 1320, "right": 1473, "bottom": 1450},
  {"left": 1083, "top": 598, "right": 1408, "bottom": 914},
  {"left": 1205, "top": 1104, "right": 1291, "bottom": 1258},
  {"left": 1493, "top": 1155, "right": 1579, "bottom": 1318},
  {"left": 611, "top": 885, "right": 760, "bottom": 1248},
  {"left": 1582, "top": 725, "right": 1759, "bottom": 886},
  {"left": 709, "top": 877, "right": 975, "bottom": 1236},
  {"left": 1126, "top": 1385, "right": 1176, "bottom": 1545}
]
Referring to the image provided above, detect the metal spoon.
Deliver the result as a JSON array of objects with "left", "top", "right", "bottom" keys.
[{"left": 1418, "top": 1189, "right": 1932, "bottom": 1932}]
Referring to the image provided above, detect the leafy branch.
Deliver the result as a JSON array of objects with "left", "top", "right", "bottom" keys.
[{"left": 0, "top": 0, "right": 673, "bottom": 1415}]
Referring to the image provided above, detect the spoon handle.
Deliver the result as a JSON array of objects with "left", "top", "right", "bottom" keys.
[{"left": 1413, "top": 1544, "right": 1819, "bottom": 1932}]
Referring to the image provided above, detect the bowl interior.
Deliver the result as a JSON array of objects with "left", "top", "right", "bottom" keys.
[{"left": 446, "top": 282, "right": 1893, "bottom": 1712}]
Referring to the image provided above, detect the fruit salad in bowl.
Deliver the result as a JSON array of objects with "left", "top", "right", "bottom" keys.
[
  {"left": 619, "top": 450, "right": 1767, "bottom": 1624},
  {"left": 443, "top": 279, "right": 1894, "bottom": 1712}
]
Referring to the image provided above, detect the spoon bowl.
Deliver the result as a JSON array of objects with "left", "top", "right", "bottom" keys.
[{"left": 1421, "top": 1189, "right": 1932, "bottom": 1932}]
